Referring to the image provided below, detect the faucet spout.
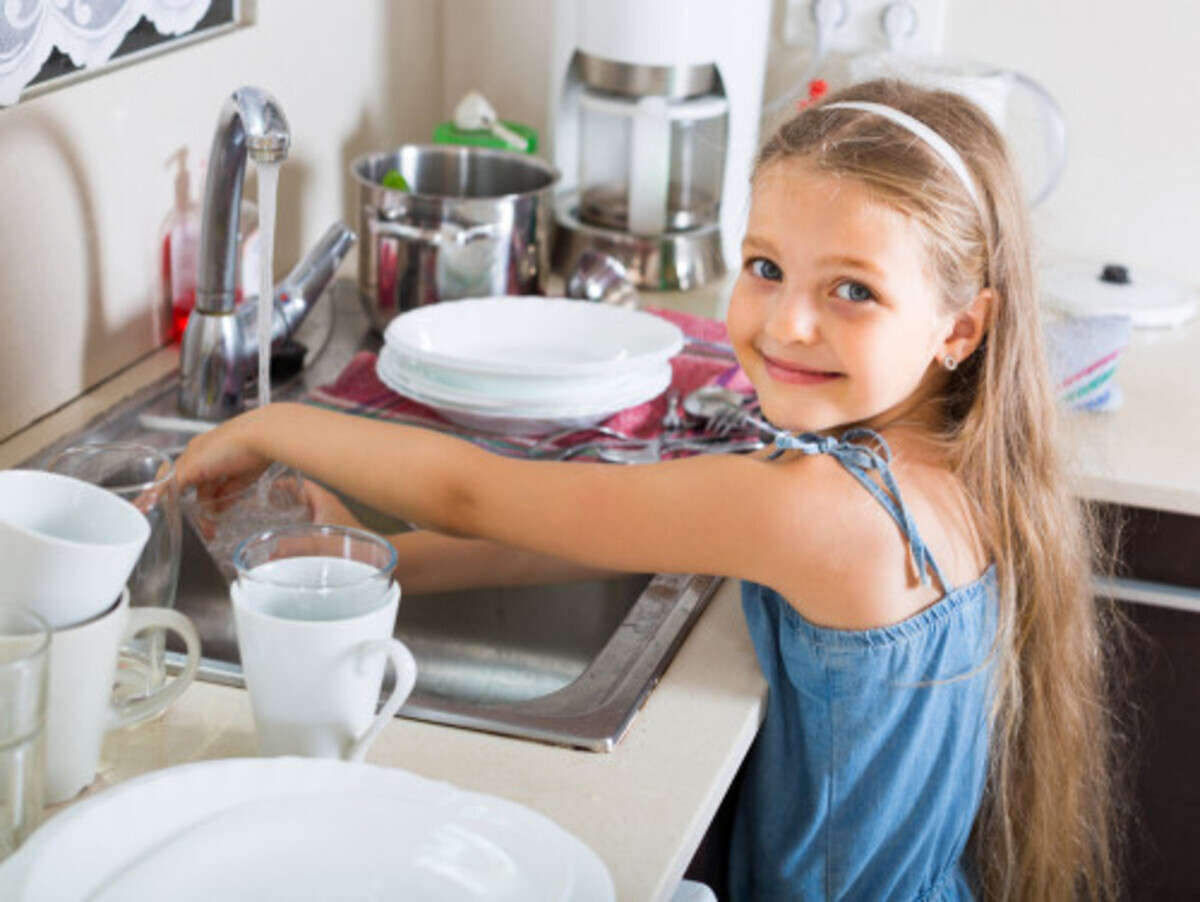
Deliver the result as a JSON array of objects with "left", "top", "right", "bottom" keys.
[
  {"left": 197, "top": 87, "right": 289, "bottom": 316},
  {"left": 179, "top": 87, "right": 352, "bottom": 421}
]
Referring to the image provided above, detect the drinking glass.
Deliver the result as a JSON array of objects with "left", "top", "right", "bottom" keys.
[
  {"left": 0, "top": 608, "right": 49, "bottom": 862},
  {"left": 182, "top": 462, "right": 310, "bottom": 583},
  {"left": 44, "top": 443, "right": 181, "bottom": 706}
]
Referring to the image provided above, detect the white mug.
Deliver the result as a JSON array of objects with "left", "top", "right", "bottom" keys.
[
  {"left": 232, "top": 579, "right": 416, "bottom": 761},
  {"left": 45, "top": 589, "right": 201, "bottom": 804},
  {"left": 0, "top": 470, "right": 150, "bottom": 629}
]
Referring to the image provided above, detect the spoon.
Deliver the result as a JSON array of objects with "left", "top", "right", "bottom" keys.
[
  {"left": 453, "top": 91, "right": 529, "bottom": 152},
  {"left": 682, "top": 385, "right": 749, "bottom": 420}
]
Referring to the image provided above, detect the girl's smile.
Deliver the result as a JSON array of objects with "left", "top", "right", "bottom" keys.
[{"left": 760, "top": 353, "right": 841, "bottom": 386}]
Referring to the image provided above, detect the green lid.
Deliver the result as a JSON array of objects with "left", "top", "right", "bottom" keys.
[{"left": 432, "top": 120, "right": 539, "bottom": 155}]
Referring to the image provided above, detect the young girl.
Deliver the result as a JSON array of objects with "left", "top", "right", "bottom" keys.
[{"left": 175, "top": 79, "right": 1117, "bottom": 900}]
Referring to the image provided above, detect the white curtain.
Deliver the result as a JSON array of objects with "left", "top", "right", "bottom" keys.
[{"left": 0, "top": 0, "right": 213, "bottom": 106}]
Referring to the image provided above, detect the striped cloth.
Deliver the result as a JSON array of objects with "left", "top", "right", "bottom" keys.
[{"left": 1044, "top": 314, "right": 1132, "bottom": 412}]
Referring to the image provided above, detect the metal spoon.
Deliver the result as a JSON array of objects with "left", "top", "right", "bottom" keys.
[{"left": 682, "top": 385, "right": 750, "bottom": 421}]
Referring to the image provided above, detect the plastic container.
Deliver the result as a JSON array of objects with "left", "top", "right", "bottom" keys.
[
  {"left": 432, "top": 120, "right": 539, "bottom": 155},
  {"left": 160, "top": 150, "right": 200, "bottom": 342}
]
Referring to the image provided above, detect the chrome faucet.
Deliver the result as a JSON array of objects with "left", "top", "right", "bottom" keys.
[{"left": 179, "top": 87, "right": 356, "bottom": 419}]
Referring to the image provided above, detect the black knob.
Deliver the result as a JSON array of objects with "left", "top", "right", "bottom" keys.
[{"left": 1099, "top": 264, "right": 1130, "bottom": 285}]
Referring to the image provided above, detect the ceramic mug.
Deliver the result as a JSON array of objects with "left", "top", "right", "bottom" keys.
[
  {"left": 45, "top": 590, "right": 201, "bottom": 804},
  {"left": 230, "top": 525, "right": 414, "bottom": 761},
  {"left": 0, "top": 470, "right": 150, "bottom": 629}
]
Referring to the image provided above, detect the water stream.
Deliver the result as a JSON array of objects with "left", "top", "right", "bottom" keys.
[{"left": 255, "top": 161, "right": 281, "bottom": 410}]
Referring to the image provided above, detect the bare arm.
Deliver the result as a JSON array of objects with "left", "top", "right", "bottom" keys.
[
  {"left": 173, "top": 402, "right": 791, "bottom": 583},
  {"left": 301, "top": 478, "right": 618, "bottom": 593},
  {"left": 173, "top": 401, "right": 934, "bottom": 629}
]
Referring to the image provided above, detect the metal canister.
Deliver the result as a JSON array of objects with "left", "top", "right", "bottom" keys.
[{"left": 352, "top": 145, "right": 559, "bottom": 332}]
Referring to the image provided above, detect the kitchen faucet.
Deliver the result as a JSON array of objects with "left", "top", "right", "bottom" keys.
[{"left": 178, "top": 86, "right": 356, "bottom": 419}]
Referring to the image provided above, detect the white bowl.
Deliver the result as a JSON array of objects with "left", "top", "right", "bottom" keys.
[
  {"left": 382, "top": 296, "right": 684, "bottom": 378},
  {"left": 0, "top": 470, "right": 150, "bottom": 628}
]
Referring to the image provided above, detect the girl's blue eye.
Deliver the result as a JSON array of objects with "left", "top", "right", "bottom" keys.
[
  {"left": 749, "top": 258, "right": 783, "bottom": 282},
  {"left": 834, "top": 281, "right": 874, "bottom": 303}
]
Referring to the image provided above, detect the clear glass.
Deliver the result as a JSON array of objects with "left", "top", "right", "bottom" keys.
[
  {"left": 181, "top": 462, "right": 311, "bottom": 583},
  {"left": 668, "top": 113, "right": 727, "bottom": 229},
  {"left": 577, "top": 89, "right": 729, "bottom": 233},
  {"left": 233, "top": 524, "right": 397, "bottom": 622},
  {"left": 44, "top": 442, "right": 181, "bottom": 707},
  {"left": 0, "top": 608, "right": 49, "bottom": 862}
]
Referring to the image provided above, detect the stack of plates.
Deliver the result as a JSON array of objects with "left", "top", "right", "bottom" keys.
[{"left": 376, "top": 296, "right": 684, "bottom": 435}]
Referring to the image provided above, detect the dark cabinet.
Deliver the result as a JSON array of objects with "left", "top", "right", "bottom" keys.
[
  {"left": 1101, "top": 504, "right": 1200, "bottom": 900},
  {"left": 1115, "top": 599, "right": 1200, "bottom": 900}
]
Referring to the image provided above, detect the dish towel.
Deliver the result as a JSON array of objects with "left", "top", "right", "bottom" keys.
[{"left": 306, "top": 307, "right": 756, "bottom": 458}]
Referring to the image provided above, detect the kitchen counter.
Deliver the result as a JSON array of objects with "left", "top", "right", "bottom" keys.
[
  {"left": 3, "top": 289, "right": 1198, "bottom": 898},
  {"left": 1067, "top": 317, "right": 1200, "bottom": 517}
]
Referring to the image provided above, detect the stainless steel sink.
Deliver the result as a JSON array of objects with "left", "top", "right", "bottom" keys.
[{"left": 22, "top": 281, "right": 721, "bottom": 751}]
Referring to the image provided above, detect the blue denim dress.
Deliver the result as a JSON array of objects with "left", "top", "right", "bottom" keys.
[{"left": 728, "top": 430, "right": 999, "bottom": 901}]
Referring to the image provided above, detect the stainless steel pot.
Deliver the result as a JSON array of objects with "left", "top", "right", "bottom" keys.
[{"left": 353, "top": 145, "right": 559, "bottom": 332}]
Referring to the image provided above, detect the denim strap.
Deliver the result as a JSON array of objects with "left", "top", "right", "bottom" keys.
[{"left": 769, "top": 428, "right": 949, "bottom": 590}]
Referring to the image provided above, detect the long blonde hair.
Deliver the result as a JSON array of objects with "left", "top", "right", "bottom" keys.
[{"left": 755, "top": 79, "right": 1121, "bottom": 899}]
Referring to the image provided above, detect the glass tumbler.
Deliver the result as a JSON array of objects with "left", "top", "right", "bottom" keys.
[
  {"left": 45, "top": 442, "right": 181, "bottom": 707},
  {"left": 0, "top": 608, "right": 49, "bottom": 862},
  {"left": 182, "top": 462, "right": 311, "bottom": 583}
]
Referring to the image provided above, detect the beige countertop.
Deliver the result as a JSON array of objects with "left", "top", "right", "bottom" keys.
[
  {"left": 1067, "top": 317, "right": 1200, "bottom": 517},
  {"left": 3, "top": 292, "right": 1198, "bottom": 898}
]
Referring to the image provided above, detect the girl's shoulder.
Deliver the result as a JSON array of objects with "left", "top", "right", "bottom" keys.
[{"left": 753, "top": 432, "right": 986, "bottom": 631}]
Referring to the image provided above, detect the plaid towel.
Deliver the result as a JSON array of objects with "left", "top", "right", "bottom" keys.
[{"left": 305, "top": 306, "right": 755, "bottom": 457}]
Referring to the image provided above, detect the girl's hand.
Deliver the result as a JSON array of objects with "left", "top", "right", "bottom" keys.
[{"left": 174, "top": 411, "right": 274, "bottom": 502}]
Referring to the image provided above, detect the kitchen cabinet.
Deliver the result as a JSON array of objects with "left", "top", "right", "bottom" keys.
[{"left": 1098, "top": 504, "right": 1200, "bottom": 899}]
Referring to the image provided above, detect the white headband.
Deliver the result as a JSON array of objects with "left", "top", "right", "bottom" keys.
[{"left": 824, "top": 101, "right": 981, "bottom": 209}]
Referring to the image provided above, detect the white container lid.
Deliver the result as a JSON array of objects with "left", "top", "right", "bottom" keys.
[{"left": 1042, "top": 260, "right": 1198, "bottom": 329}]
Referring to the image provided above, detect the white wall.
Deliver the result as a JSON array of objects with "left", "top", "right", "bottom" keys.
[
  {"left": 0, "top": 0, "right": 443, "bottom": 441},
  {"left": 3, "top": 0, "right": 1196, "bottom": 441},
  {"left": 944, "top": 1, "right": 1200, "bottom": 285},
  {"left": 443, "top": 0, "right": 1200, "bottom": 291}
]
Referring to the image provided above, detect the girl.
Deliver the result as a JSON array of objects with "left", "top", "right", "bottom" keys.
[{"left": 175, "top": 79, "right": 1118, "bottom": 900}]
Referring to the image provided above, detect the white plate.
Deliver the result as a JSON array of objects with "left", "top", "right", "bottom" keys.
[
  {"left": 383, "top": 296, "right": 684, "bottom": 377},
  {"left": 380, "top": 344, "right": 667, "bottom": 407},
  {"left": 377, "top": 355, "right": 671, "bottom": 436},
  {"left": 0, "top": 758, "right": 614, "bottom": 902},
  {"left": 378, "top": 345, "right": 671, "bottom": 414}
]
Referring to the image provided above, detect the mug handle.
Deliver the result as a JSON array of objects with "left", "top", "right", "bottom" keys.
[
  {"left": 347, "top": 638, "right": 417, "bottom": 763},
  {"left": 106, "top": 608, "right": 202, "bottom": 730}
]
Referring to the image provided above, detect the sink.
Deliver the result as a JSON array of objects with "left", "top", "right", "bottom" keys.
[{"left": 21, "top": 281, "right": 721, "bottom": 751}]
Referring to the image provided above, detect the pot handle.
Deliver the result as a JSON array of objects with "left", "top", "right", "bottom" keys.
[{"left": 368, "top": 216, "right": 499, "bottom": 246}]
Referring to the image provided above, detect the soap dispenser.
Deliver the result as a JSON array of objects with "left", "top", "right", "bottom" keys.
[{"left": 160, "top": 148, "right": 201, "bottom": 342}]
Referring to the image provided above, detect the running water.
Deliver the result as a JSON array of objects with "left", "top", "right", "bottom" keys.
[{"left": 256, "top": 161, "right": 281, "bottom": 409}]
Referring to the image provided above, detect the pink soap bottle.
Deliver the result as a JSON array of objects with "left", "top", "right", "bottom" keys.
[{"left": 160, "top": 149, "right": 201, "bottom": 343}]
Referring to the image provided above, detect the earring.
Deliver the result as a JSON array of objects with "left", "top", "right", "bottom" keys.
[{"left": 942, "top": 355, "right": 958, "bottom": 372}]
